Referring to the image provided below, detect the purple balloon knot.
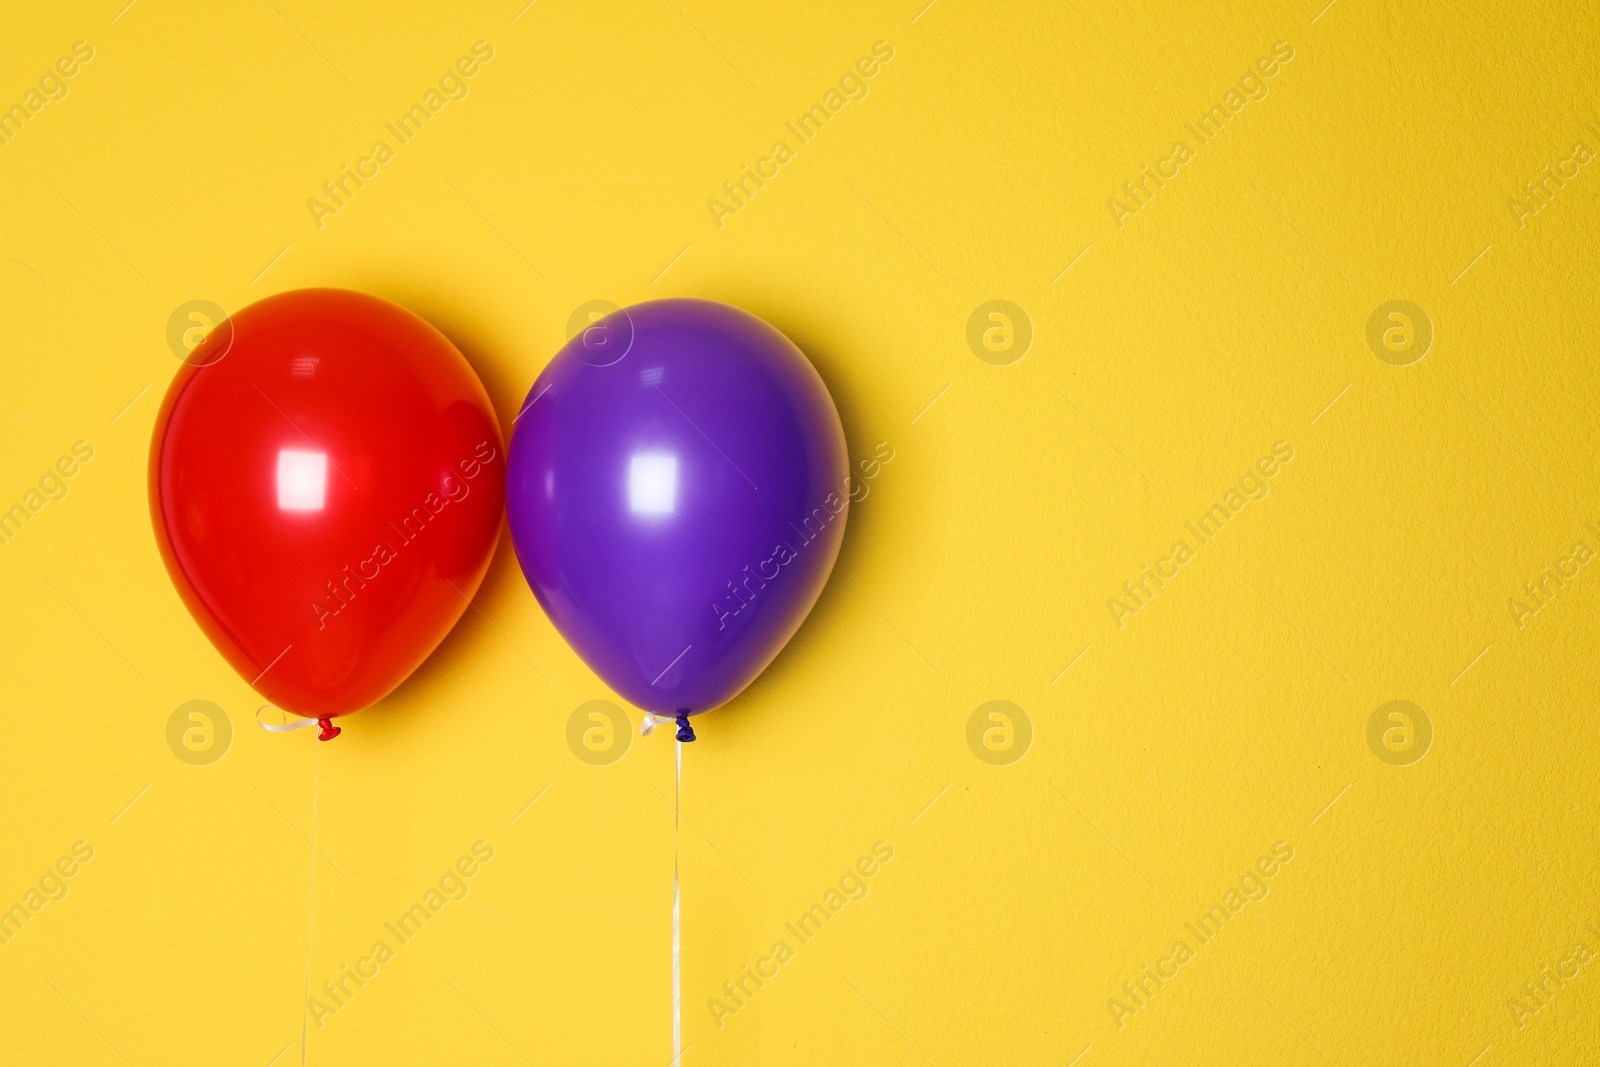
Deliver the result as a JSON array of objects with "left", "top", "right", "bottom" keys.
[{"left": 675, "top": 714, "right": 696, "bottom": 743}]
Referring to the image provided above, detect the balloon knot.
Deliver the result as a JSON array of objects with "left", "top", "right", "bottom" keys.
[
  {"left": 674, "top": 713, "right": 695, "bottom": 743},
  {"left": 317, "top": 717, "right": 341, "bottom": 741}
]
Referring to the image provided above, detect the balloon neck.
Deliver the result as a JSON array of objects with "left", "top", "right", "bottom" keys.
[
  {"left": 674, "top": 713, "right": 695, "bottom": 743},
  {"left": 317, "top": 717, "right": 341, "bottom": 741}
]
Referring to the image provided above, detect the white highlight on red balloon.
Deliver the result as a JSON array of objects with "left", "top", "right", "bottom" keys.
[{"left": 276, "top": 448, "right": 328, "bottom": 511}]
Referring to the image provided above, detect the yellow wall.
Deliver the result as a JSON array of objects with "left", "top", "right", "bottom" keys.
[{"left": 1, "top": 0, "right": 1596, "bottom": 1063}]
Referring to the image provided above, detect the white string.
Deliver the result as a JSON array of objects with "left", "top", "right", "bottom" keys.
[
  {"left": 257, "top": 705, "right": 316, "bottom": 732},
  {"left": 642, "top": 711, "right": 676, "bottom": 737},
  {"left": 300, "top": 735, "right": 320, "bottom": 1064},
  {"left": 672, "top": 738, "right": 682, "bottom": 1064}
]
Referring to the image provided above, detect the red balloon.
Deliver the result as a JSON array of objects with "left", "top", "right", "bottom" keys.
[{"left": 149, "top": 289, "right": 504, "bottom": 738}]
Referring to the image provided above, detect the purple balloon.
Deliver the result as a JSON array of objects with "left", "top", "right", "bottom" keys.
[{"left": 507, "top": 299, "right": 848, "bottom": 737}]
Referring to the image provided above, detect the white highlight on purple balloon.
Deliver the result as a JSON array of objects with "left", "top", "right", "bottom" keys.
[{"left": 627, "top": 452, "right": 678, "bottom": 517}]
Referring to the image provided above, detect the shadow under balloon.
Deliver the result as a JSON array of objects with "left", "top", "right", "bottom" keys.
[{"left": 362, "top": 519, "right": 548, "bottom": 741}]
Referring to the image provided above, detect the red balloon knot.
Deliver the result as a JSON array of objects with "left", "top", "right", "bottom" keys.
[{"left": 317, "top": 718, "right": 342, "bottom": 741}]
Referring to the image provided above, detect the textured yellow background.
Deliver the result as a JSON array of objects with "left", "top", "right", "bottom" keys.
[{"left": 1, "top": 0, "right": 1597, "bottom": 1063}]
